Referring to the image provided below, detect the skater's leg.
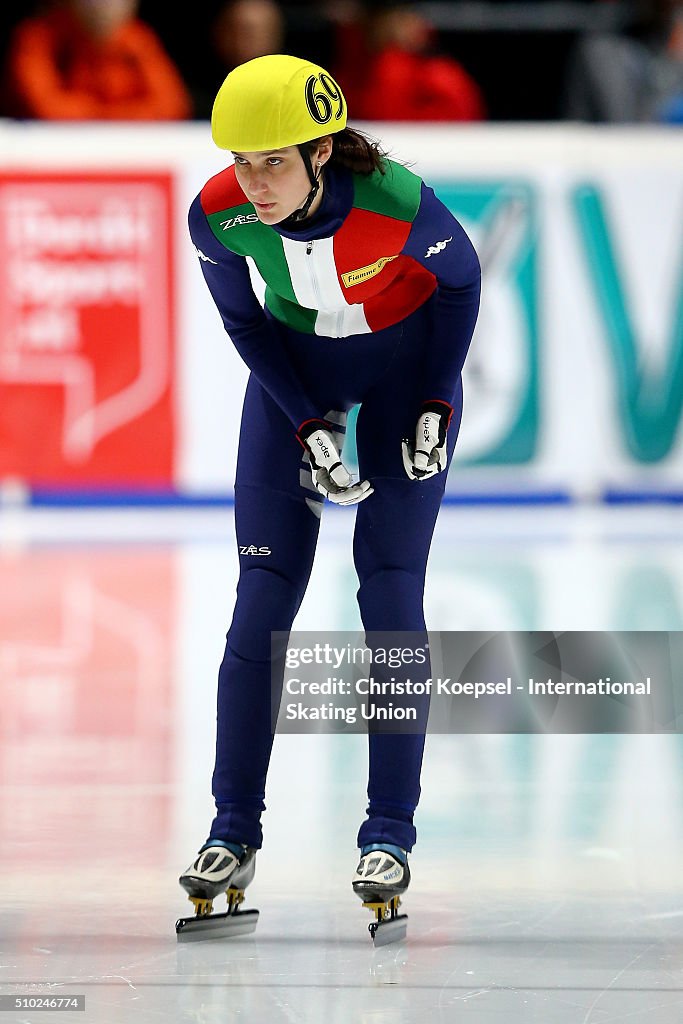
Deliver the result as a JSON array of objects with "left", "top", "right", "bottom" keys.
[
  {"left": 208, "top": 487, "right": 319, "bottom": 847},
  {"left": 353, "top": 477, "right": 455, "bottom": 851},
  {"left": 353, "top": 305, "right": 463, "bottom": 852},
  {"left": 207, "top": 375, "right": 337, "bottom": 848}
]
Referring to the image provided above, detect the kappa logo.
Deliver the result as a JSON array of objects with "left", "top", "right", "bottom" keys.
[
  {"left": 341, "top": 255, "right": 398, "bottom": 288},
  {"left": 239, "top": 545, "right": 272, "bottom": 556},
  {"left": 425, "top": 236, "right": 453, "bottom": 258},
  {"left": 219, "top": 214, "right": 259, "bottom": 230},
  {"left": 194, "top": 246, "right": 218, "bottom": 264}
]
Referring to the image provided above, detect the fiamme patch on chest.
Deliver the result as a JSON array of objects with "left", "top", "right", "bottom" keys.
[{"left": 341, "top": 255, "right": 398, "bottom": 288}]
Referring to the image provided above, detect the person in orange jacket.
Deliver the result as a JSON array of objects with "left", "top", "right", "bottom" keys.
[{"left": 3, "top": 0, "right": 192, "bottom": 120}]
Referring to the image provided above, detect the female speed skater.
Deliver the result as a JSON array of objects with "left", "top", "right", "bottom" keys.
[{"left": 177, "top": 54, "right": 481, "bottom": 942}]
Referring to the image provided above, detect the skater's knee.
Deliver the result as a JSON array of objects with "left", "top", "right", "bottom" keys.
[
  {"left": 357, "top": 567, "right": 421, "bottom": 607},
  {"left": 356, "top": 568, "right": 425, "bottom": 631},
  {"left": 229, "top": 568, "right": 300, "bottom": 661}
]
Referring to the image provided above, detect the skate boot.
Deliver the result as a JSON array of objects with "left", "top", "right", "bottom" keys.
[
  {"left": 176, "top": 840, "right": 259, "bottom": 941},
  {"left": 352, "top": 843, "right": 410, "bottom": 946}
]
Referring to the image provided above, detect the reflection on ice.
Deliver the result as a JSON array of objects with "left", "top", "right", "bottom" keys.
[{"left": 1, "top": 505, "right": 683, "bottom": 1022}]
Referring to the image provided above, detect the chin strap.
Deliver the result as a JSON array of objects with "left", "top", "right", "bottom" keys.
[{"left": 283, "top": 145, "right": 322, "bottom": 224}]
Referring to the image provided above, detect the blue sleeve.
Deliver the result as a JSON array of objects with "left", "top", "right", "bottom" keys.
[
  {"left": 402, "top": 182, "right": 481, "bottom": 410},
  {"left": 188, "top": 194, "right": 320, "bottom": 431}
]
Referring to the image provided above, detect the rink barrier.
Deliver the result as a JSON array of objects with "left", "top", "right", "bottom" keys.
[
  {"left": 4, "top": 488, "right": 683, "bottom": 508},
  {"left": 603, "top": 491, "right": 683, "bottom": 504},
  {"left": 1, "top": 123, "right": 682, "bottom": 501},
  {"left": 15, "top": 489, "right": 574, "bottom": 508}
]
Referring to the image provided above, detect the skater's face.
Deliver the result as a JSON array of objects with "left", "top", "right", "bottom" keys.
[{"left": 232, "top": 139, "right": 332, "bottom": 224}]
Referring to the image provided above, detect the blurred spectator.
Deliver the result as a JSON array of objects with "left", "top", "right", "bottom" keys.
[
  {"left": 563, "top": 0, "right": 683, "bottom": 122},
  {"left": 190, "top": 0, "right": 285, "bottom": 119},
  {"left": 660, "top": 5, "right": 683, "bottom": 120},
  {"left": 2, "top": 0, "right": 192, "bottom": 120},
  {"left": 330, "top": 1, "right": 486, "bottom": 122}
]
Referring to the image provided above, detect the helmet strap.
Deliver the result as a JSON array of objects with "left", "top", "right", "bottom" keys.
[{"left": 285, "top": 145, "right": 322, "bottom": 223}]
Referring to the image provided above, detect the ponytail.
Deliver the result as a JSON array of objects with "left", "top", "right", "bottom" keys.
[{"left": 308, "top": 127, "right": 387, "bottom": 176}]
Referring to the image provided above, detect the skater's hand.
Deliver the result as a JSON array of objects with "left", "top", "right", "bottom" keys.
[
  {"left": 402, "top": 400, "right": 453, "bottom": 481},
  {"left": 314, "top": 472, "right": 374, "bottom": 505},
  {"left": 297, "top": 418, "right": 373, "bottom": 505}
]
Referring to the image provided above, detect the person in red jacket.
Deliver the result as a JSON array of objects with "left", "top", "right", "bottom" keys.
[
  {"left": 3, "top": 0, "right": 192, "bottom": 120},
  {"left": 332, "top": 1, "right": 486, "bottom": 122}
]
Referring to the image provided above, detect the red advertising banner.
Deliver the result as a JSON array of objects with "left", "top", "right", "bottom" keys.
[{"left": 0, "top": 173, "right": 175, "bottom": 488}]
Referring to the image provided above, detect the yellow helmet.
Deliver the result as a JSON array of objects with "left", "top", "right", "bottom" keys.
[{"left": 211, "top": 54, "right": 347, "bottom": 152}]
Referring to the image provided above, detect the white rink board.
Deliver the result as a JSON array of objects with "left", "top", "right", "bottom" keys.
[{"left": 1, "top": 122, "right": 682, "bottom": 501}]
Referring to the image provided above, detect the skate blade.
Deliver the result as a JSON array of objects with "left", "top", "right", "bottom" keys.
[
  {"left": 370, "top": 913, "right": 408, "bottom": 947},
  {"left": 175, "top": 908, "right": 259, "bottom": 942}
]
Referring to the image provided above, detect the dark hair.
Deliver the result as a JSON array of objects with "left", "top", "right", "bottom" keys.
[{"left": 307, "top": 127, "right": 387, "bottom": 176}]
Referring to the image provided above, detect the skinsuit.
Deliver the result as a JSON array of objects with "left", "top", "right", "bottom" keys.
[{"left": 189, "top": 151, "right": 480, "bottom": 852}]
